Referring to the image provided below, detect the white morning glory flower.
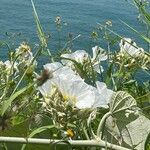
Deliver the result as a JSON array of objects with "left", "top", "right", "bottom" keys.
[
  {"left": 52, "top": 77, "right": 108, "bottom": 109},
  {"left": 38, "top": 79, "right": 55, "bottom": 104},
  {"left": 93, "top": 81, "right": 114, "bottom": 106},
  {"left": 61, "top": 50, "right": 89, "bottom": 67},
  {"left": 61, "top": 47, "right": 107, "bottom": 74},
  {"left": 38, "top": 62, "right": 113, "bottom": 109},
  {"left": 38, "top": 62, "right": 83, "bottom": 104},
  {"left": 119, "top": 38, "right": 144, "bottom": 57},
  {"left": 43, "top": 62, "right": 63, "bottom": 72},
  {"left": 43, "top": 62, "right": 83, "bottom": 81}
]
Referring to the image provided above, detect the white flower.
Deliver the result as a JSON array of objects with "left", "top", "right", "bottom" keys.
[
  {"left": 38, "top": 62, "right": 83, "bottom": 104},
  {"left": 119, "top": 38, "right": 144, "bottom": 57},
  {"left": 61, "top": 50, "right": 89, "bottom": 66},
  {"left": 43, "top": 62, "right": 82, "bottom": 81},
  {"left": 38, "top": 62, "right": 113, "bottom": 109},
  {"left": 92, "top": 46, "right": 107, "bottom": 74},
  {"left": 4, "top": 60, "right": 18, "bottom": 73},
  {"left": 92, "top": 46, "right": 107, "bottom": 62},
  {"left": 93, "top": 81, "right": 114, "bottom": 106},
  {"left": 61, "top": 47, "right": 107, "bottom": 74},
  {"left": 53, "top": 77, "right": 108, "bottom": 109},
  {"left": 38, "top": 79, "right": 55, "bottom": 104},
  {"left": 92, "top": 62, "right": 104, "bottom": 74},
  {"left": 43, "top": 62, "right": 62, "bottom": 72},
  {"left": 15, "top": 42, "right": 37, "bottom": 66},
  {"left": 15, "top": 42, "right": 31, "bottom": 55}
]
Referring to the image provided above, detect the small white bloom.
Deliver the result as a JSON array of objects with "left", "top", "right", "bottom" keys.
[
  {"left": 92, "top": 62, "right": 104, "bottom": 74},
  {"left": 15, "top": 42, "right": 36, "bottom": 66},
  {"left": 15, "top": 42, "right": 31, "bottom": 54},
  {"left": 92, "top": 46, "right": 107, "bottom": 62},
  {"left": 61, "top": 47, "right": 107, "bottom": 74},
  {"left": 4, "top": 60, "right": 18, "bottom": 73},
  {"left": 61, "top": 50, "right": 89, "bottom": 66},
  {"left": 92, "top": 46, "right": 107, "bottom": 74},
  {"left": 119, "top": 38, "right": 144, "bottom": 57}
]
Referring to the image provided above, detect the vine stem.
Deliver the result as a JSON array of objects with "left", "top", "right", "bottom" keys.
[
  {"left": 97, "top": 112, "right": 112, "bottom": 138},
  {"left": 0, "top": 137, "right": 129, "bottom": 150}
]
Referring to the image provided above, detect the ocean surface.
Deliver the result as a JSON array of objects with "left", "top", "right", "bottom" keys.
[
  {"left": 0, "top": 0, "right": 149, "bottom": 81},
  {"left": 1, "top": 0, "right": 146, "bottom": 51}
]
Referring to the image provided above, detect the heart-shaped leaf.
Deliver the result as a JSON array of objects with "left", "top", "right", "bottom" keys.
[
  {"left": 103, "top": 91, "right": 150, "bottom": 150},
  {"left": 109, "top": 91, "right": 137, "bottom": 115}
]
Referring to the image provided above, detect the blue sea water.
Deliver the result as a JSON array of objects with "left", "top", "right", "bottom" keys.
[
  {"left": 0, "top": 0, "right": 149, "bottom": 81},
  {"left": 0, "top": 0, "right": 146, "bottom": 51}
]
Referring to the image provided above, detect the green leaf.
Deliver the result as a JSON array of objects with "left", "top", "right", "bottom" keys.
[
  {"left": 31, "top": 0, "right": 53, "bottom": 62},
  {"left": 105, "top": 91, "right": 150, "bottom": 149},
  {"left": 29, "top": 125, "right": 58, "bottom": 138},
  {"left": 145, "top": 132, "right": 150, "bottom": 150},
  {"left": 104, "top": 114, "right": 150, "bottom": 150},
  {"left": 109, "top": 91, "right": 137, "bottom": 114},
  {"left": 0, "top": 121, "right": 29, "bottom": 150},
  {"left": 21, "top": 125, "right": 59, "bottom": 150},
  {"left": 121, "top": 20, "right": 150, "bottom": 44},
  {"left": 124, "top": 80, "right": 136, "bottom": 86},
  {"left": 60, "top": 56, "right": 88, "bottom": 79},
  {"left": 1, "top": 84, "right": 33, "bottom": 116},
  {"left": 31, "top": 0, "right": 47, "bottom": 47},
  {"left": 0, "top": 121, "right": 29, "bottom": 137},
  {"left": 61, "top": 56, "right": 96, "bottom": 85}
]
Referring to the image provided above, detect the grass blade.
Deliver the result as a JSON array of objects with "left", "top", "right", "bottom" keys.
[
  {"left": 1, "top": 84, "right": 33, "bottom": 116},
  {"left": 31, "top": 0, "right": 47, "bottom": 47},
  {"left": 21, "top": 125, "right": 58, "bottom": 150},
  {"left": 120, "top": 20, "right": 150, "bottom": 43}
]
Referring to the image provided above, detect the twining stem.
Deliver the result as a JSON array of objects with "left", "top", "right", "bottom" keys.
[
  {"left": 97, "top": 112, "right": 111, "bottom": 138},
  {"left": 83, "top": 127, "right": 90, "bottom": 140}
]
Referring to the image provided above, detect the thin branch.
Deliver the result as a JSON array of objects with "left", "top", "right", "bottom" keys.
[
  {"left": 0, "top": 137, "right": 130, "bottom": 150},
  {"left": 97, "top": 112, "right": 111, "bottom": 138}
]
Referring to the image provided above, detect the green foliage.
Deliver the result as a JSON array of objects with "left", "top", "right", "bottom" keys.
[
  {"left": 109, "top": 91, "right": 137, "bottom": 115},
  {"left": 121, "top": 20, "right": 150, "bottom": 44},
  {"left": 1, "top": 84, "right": 33, "bottom": 116},
  {"left": 0, "top": 0, "right": 149, "bottom": 150},
  {"left": 31, "top": 0, "right": 47, "bottom": 47},
  {"left": 104, "top": 91, "right": 150, "bottom": 149}
]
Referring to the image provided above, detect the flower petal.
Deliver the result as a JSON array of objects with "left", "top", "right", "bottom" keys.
[{"left": 119, "top": 38, "right": 144, "bottom": 57}]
